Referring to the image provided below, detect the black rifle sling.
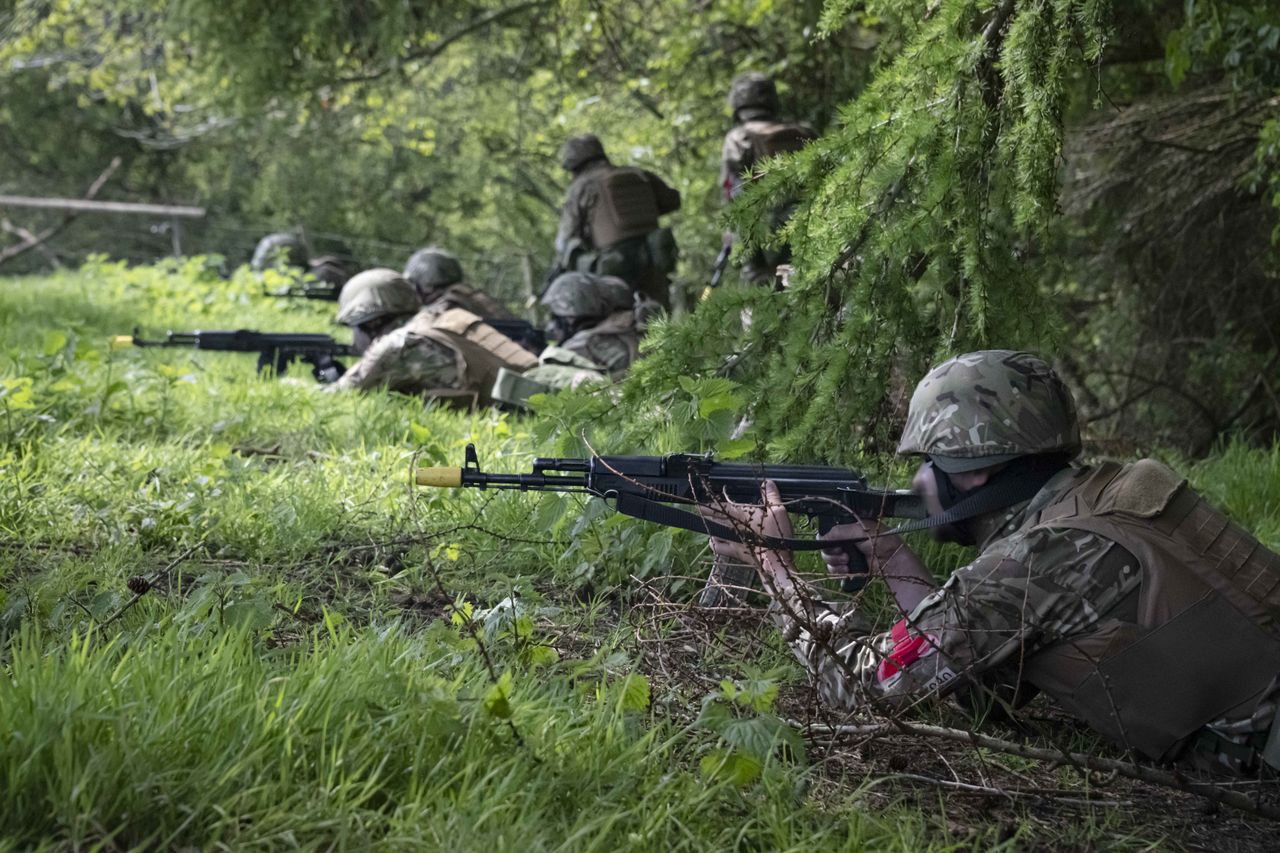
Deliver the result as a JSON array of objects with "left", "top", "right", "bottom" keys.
[{"left": 610, "top": 462, "right": 1065, "bottom": 551}]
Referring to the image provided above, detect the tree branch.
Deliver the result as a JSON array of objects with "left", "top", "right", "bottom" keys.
[
  {"left": 336, "top": 0, "right": 554, "bottom": 85},
  {"left": 0, "top": 156, "right": 122, "bottom": 268},
  {"left": 797, "top": 719, "right": 1280, "bottom": 821}
]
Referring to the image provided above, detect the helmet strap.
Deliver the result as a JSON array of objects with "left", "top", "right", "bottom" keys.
[{"left": 909, "top": 453, "right": 1074, "bottom": 542}]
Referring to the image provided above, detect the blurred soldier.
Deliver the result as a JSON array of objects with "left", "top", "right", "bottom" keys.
[
  {"left": 491, "top": 272, "right": 652, "bottom": 409},
  {"left": 554, "top": 134, "right": 681, "bottom": 310},
  {"left": 252, "top": 233, "right": 351, "bottom": 300},
  {"left": 711, "top": 350, "right": 1280, "bottom": 775},
  {"left": 328, "top": 268, "right": 535, "bottom": 405},
  {"left": 250, "top": 232, "right": 308, "bottom": 272},
  {"left": 307, "top": 255, "right": 352, "bottom": 289},
  {"left": 720, "top": 72, "right": 816, "bottom": 287},
  {"left": 403, "top": 246, "right": 517, "bottom": 320}
]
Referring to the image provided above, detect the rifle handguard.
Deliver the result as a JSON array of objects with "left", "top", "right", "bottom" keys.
[{"left": 416, "top": 467, "right": 463, "bottom": 488}]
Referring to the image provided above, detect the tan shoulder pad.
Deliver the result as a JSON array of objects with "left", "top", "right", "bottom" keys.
[{"left": 1099, "top": 458, "right": 1187, "bottom": 518}]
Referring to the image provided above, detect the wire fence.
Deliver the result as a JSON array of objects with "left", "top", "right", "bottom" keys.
[{"left": 0, "top": 209, "right": 544, "bottom": 309}]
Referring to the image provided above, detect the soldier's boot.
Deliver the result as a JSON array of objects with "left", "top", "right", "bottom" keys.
[{"left": 698, "top": 555, "right": 756, "bottom": 608}]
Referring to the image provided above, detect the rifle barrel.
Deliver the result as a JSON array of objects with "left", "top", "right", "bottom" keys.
[{"left": 415, "top": 467, "right": 589, "bottom": 491}]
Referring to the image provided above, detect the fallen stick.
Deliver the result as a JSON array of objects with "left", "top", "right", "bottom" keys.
[{"left": 794, "top": 719, "right": 1280, "bottom": 820}]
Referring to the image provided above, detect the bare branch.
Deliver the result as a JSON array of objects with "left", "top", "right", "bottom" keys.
[
  {"left": 0, "top": 156, "right": 122, "bottom": 267},
  {"left": 798, "top": 719, "right": 1280, "bottom": 821}
]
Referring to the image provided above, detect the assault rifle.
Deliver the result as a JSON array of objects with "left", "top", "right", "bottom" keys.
[
  {"left": 481, "top": 319, "right": 547, "bottom": 354},
  {"left": 415, "top": 444, "right": 926, "bottom": 592},
  {"left": 113, "top": 328, "right": 352, "bottom": 383}
]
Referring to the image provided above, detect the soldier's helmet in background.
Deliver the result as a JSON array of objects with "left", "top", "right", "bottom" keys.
[
  {"left": 559, "top": 134, "right": 607, "bottom": 173},
  {"left": 404, "top": 247, "right": 464, "bottom": 298},
  {"left": 335, "top": 268, "right": 420, "bottom": 326},
  {"left": 308, "top": 256, "right": 351, "bottom": 288},
  {"left": 250, "top": 232, "right": 308, "bottom": 271},
  {"left": 541, "top": 272, "right": 633, "bottom": 321},
  {"left": 897, "top": 350, "right": 1081, "bottom": 474},
  {"left": 728, "top": 72, "right": 780, "bottom": 116}
]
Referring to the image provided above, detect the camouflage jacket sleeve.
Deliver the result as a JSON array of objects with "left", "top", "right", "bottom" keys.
[
  {"left": 328, "top": 328, "right": 459, "bottom": 395},
  {"left": 561, "top": 329, "right": 636, "bottom": 376},
  {"left": 776, "top": 526, "right": 1140, "bottom": 711},
  {"left": 555, "top": 172, "right": 600, "bottom": 257},
  {"left": 720, "top": 126, "right": 756, "bottom": 202}
]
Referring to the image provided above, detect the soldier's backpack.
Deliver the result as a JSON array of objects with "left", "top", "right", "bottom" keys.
[
  {"left": 744, "top": 120, "right": 817, "bottom": 172},
  {"left": 590, "top": 167, "right": 662, "bottom": 249}
]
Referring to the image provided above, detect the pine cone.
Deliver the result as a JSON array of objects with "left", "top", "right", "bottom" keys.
[{"left": 127, "top": 575, "right": 151, "bottom": 595}]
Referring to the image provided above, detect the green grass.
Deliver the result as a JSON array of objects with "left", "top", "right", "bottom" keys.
[{"left": 2, "top": 260, "right": 1277, "bottom": 849}]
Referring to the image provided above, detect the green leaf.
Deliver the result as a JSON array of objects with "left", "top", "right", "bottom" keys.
[
  {"left": 720, "top": 716, "right": 784, "bottom": 760},
  {"left": 450, "top": 600, "right": 474, "bottom": 626},
  {"left": 695, "top": 696, "right": 734, "bottom": 734},
  {"left": 697, "top": 391, "right": 742, "bottom": 419},
  {"left": 42, "top": 331, "right": 68, "bottom": 357},
  {"left": 618, "top": 673, "right": 650, "bottom": 712},
  {"left": 408, "top": 420, "right": 432, "bottom": 445},
  {"left": 526, "top": 645, "right": 560, "bottom": 668},
  {"left": 699, "top": 748, "right": 762, "bottom": 786},
  {"left": 483, "top": 671, "right": 514, "bottom": 719},
  {"left": 714, "top": 437, "right": 756, "bottom": 459},
  {"left": 0, "top": 377, "right": 36, "bottom": 410}
]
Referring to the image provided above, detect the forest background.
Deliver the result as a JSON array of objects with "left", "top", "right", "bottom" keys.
[
  {"left": 3, "top": 0, "right": 1280, "bottom": 848},
  {"left": 4, "top": 0, "right": 1279, "bottom": 456}
]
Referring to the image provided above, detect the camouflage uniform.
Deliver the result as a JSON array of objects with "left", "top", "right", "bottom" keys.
[
  {"left": 774, "top": 471, "right": 1136, "bottom": 707},
  {"left": 489, "top": 273, "right": 646, "bottom": 409},
  {"left": 330, "top": 308, "right": 461, "bottom": 395},
  {"left": 523, "top": 346, "right": 612, "bottom": 390},
  {"left": 542, "top": 272, "right": 642, "bottom": 376},
  {"left": 772, "top": 350, "right": 1280, "bottom": 769},
  {"left": 555, "top": 134, "right": 681, "bottom": 308}
]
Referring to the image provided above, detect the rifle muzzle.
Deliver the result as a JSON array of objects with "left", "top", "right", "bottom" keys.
[
  {"left": 110, "top": 335, "right": 135, "bottom": 348},
  {"left": 415, "top": 467, "right": 463, "bottom": 488}
]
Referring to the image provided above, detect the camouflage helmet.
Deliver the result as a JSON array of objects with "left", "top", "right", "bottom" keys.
[
  {"left": 251, "top": 232, "right": 307, "bottom": 271},
  {"left": 897, "top": 350, "right": 1081, "bottom": 473},
  {"left": 728, "top": 72, "right": 779, "bottom": 115},
  {"left": 403, "top": 247, "right": 464, "bottom": 294},
  {"left": 335, "top": 268, "right": 420, "bottom": 326},
  {"left": 559, "top": 134, "right": 607, "bottom": 172},
  {"left": 541, "top": 272, "right": 633, "bottom": 321}
]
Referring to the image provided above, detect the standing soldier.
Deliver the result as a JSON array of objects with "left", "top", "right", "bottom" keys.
[
  {"left": 403, "top": 246, "right": 517, "bottom": 320},
  {"left": 720, "top": 72, "right": 816, "bottom": 287},
  {"left": 553, "top": 134, "right": 681, "bottom": 310},
  {"left": 327, "top": 268, "right": 535, "bottom": 406}
]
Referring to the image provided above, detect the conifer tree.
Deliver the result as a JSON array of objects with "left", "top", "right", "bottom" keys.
[{"left": 623, "top": 0, "right": 1113, "bottom": 463}]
